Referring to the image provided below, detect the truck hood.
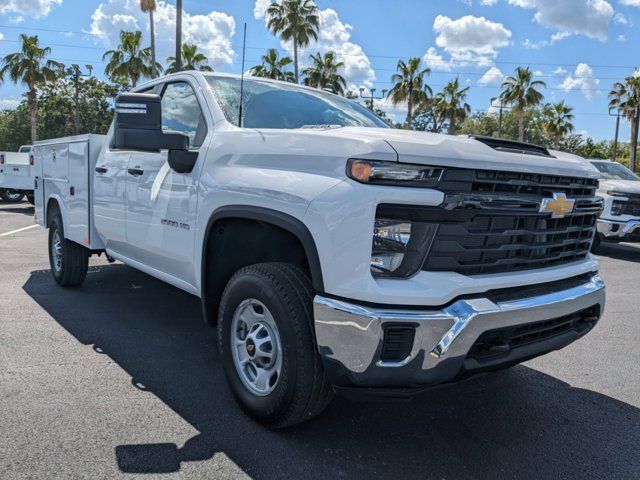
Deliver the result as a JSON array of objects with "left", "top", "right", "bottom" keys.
[
  {"left": 306, "top": 127, "right": 599, "bottom": 179},
  {"left": 598, "top": 178, "right": 640, "bottom": 194}
]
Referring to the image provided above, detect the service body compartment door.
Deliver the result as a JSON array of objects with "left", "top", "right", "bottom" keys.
[
  {"left": 65, "top": 141, "right": 90, "bottom": 246},
  {"left": 33, "top": 145, "right": 45, "bottom": 226}
]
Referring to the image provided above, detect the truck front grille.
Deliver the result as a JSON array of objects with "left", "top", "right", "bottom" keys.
[{"left": 466, "top": 305, "right": 600, "bottom": 361}]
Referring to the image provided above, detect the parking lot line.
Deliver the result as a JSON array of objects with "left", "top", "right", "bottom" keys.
[{"left": 0, "top": 224, "right": 38, "bottom": 237}]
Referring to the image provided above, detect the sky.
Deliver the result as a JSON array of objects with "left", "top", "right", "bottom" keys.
[{"left": 0, "top": 0, "right": 639, "bottom": 141}]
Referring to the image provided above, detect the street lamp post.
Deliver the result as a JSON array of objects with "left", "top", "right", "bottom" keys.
[
  {"left": 609, "top": 107, "right": 624, "bottom": 163},
  {"left": 66, "top": 64, "right": 93, "bottom": 135},
  {"left": 359, "top": 87, "right": 388, "bottom": 112}
]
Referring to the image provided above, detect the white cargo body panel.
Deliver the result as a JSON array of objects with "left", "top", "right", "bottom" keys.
[
  {"left": 0, "top": 151, "right": 33, "bottom": 191},
  {"left": 33, "top": 134, "right": 106, "bottom": 250}
]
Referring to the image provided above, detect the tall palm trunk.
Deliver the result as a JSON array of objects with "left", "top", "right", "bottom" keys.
[
  {"left": 518, "top": 107, "right": 525, "bottom": 141},
  {"left": 406, "top": 85, "right": 413, "bottom": 129},
  {"left": 175, "top": 0, "right": 183, "bottom": 71},
  {"left": 631, "top": 113, "right": 639, "bottom": 173},
  {"left": 149, "top": 9, "right": 157, "bottom": 78},
  {"left": 449, "top": 116, "right": 455, "bottom": 135},
  {"left": 28, "top": 86, "right": 37, "bottom": 142}
]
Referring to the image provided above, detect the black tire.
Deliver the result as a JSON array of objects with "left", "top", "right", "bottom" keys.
[
  {"left": 218, "top": 262, "right": 333, "bottom": 429},
  {"left": 26, "top": 194, "right": 35, "bottom": 205},
  {"left": 0, "top": 189, "right": 24, "bottom": 203},
  {"left": 48, "top": 214, "right": 89, "bottom": 287}
]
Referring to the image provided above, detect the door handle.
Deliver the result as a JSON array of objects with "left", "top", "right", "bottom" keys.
[
  {"left": 127, "top": 167, "right": 144, "bottom": 176},
  {"left": 95, "top": 166, "right": 107, "bottom": 174}
]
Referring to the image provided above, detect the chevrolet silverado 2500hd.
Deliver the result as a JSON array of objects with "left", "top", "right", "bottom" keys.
[
  {"left": 33, "top": 72, "right": 606, "bottom": 428},
  {"left": 0, "top": 145, "right": 34, "bottom": 203},
  {"left": 588, "top": 159, "right": 640, "bottom": 248}
]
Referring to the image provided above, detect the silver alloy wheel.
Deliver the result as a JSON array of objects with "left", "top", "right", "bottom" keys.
[
  {"left": 51, "top": 230, "right": 62, "bottom": 272},
  {"left": 230, "top": 298, "right": 283, "bottom": 396}
]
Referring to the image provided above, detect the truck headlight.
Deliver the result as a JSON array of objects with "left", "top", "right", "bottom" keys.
[
  {"left": 347, "top": 159, "right": 443, "bottom": 188},
  {"left": 371, "top": 217, "right": 437, "bottom": 278}
]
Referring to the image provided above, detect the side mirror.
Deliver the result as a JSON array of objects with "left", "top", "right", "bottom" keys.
[
  {"left": 168, "top": 150, "right": 198, "bottom": 174},
  {"left": 112, "top": 93, "right": 188, "bottom": 152}
]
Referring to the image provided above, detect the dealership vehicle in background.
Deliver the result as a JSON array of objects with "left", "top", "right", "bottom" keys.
[
  {"left": 0, "top": 145, "right": 34, "bottom": 203},
  {"left": 588, "top": 159, "right": 640, "bottom": 249},
  {"left": 32, "top": 72, "right": 606, "bottom": 428}
]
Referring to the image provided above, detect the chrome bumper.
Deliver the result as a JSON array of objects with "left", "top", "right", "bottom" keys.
[
  {"left": 313, "top": 275, "right": 605, "bottom": 388},
  {"left": 598, "top": 218, "right": 640, "bottom": 238}
]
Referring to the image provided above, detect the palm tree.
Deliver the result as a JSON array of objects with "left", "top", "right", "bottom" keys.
[
  {"left": 499, "top": 67, "right": 546, "bottom": 141},
  {"left": 433, "top": 78, "right": 471, "bottom": 135},
  {"left": 166, "top": 44, "right": 213, "bottom": 74},
  {"left": 0, "top": 34, "right": 63, "bottom": 142},
  {"left": 103, "top": 30, "right": 160, "bottom": 88},
  {"left": 610, "top": 75, "right": 640, "bottom": 172},
  {"left": 267, "top": 0, "right": 320, "bottom": 83},
  {"left": 302, "top": 51, "right": 346, "bottom": 94},
  {"left": 140, "top": 0, "right": 158, "bottom": 78},
  {"left": 249, "top": 48, "right": 295, "bottom": 82},
  {"left": 542, "top": 101, "right": 575, "bottom": 149},
  {"left": 387, "top": 57, "right": 432, "bottom": 129},
  {"left": 175, "top": 0, "right": 183, "bottom": 71}
]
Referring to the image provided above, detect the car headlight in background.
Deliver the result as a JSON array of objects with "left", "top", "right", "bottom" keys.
[
  {"left": 371, "top": 214, "right": 438, "bottom": 278},
  {"left": 607, "top": 190, "right": 629, "bottom": 197},
  {"left": 347, "top": 159, "right": 443, "bottom": 188},
  {"left": 611, "top": 200, "right": 626, "bottom": 216}
]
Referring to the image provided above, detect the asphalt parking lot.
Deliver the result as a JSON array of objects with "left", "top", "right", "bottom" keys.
[{"left": 1, "top": 200, "right": 639, "bottom": 479}]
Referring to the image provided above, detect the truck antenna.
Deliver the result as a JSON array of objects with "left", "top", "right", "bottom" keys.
[{"left": 238, "top": 22, "right": 247, "bottom": 128}]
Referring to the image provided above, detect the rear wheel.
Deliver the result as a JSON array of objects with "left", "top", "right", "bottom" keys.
[
  {"left": 0, "top": 189, "right": 24, "bottom": 203},
  {"left": 48, "top": 214, "right": 89, "bottom": 286},
  {"left": 218, "top": 262, "right": 333, "bottom": 429}
]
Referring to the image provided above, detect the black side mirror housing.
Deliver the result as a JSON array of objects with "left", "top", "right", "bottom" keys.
[
  {"left": 168, "top": 150, "right": 199, "bottom": 174},
  {"left": 112, "top": 93, "right": 189, "bottom": 152}
]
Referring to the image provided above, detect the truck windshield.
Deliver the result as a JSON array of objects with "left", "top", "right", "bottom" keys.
[
  {"left": 206, "top": 76, "right": 389, "bottom": 129},
  {"left": 590, "top": 161, "right": 640, "bottom": 181}
]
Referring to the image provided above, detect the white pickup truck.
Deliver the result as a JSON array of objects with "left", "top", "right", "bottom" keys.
[
  {"left": 0, "top": 145, "right": 35, "bottom": 203},
  {"left": 33, "top": 72, "right": 606, "bottom": 428},
  {"left": 587, "top": 159, "right": 640, "bottom": 248}
]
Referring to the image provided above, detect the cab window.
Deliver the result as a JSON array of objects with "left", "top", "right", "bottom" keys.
[{"left": 160, "top": 82, "right": 207, "bottom": 148}]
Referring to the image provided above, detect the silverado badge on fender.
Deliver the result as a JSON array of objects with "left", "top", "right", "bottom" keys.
[{"left": 539, "top": 192, "right": 576, "bottom": 219}]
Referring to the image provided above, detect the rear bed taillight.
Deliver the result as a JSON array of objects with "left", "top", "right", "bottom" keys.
[{"left": 29, "top": 154, "right": 34, "bottom": 166}]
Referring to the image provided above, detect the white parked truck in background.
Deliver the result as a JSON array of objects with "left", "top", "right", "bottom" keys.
[
  {"left": 33, "top": 72, "right": 606, "bottom": 428},
  {"left": 588, "top": 159, "right": 640, "bottom": 249},
  {"left": 0, "top": 144, "right": 35, "bottom": 203}
]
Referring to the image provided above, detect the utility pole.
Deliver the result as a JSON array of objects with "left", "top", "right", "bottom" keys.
[
  {"left": 358, "top": 87, "right": 387, "bottom": 112},
  {"left": 65, "top": 64, "right": 93, "bottom": 135},
  {"left": 609, "top": 107, "right": 623, "bottom": 163},
  {"left": 490, "top": 97, "right": 511, "bottom": 137},
  {"left": 175, "top": 0, "right": 183, "bottom": 71}
]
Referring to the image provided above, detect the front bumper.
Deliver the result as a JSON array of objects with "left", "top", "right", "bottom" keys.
[
  {"left": 313, "top": 274, "right": 605, "bottom": 388},
  {"left": 598, "top": 218, "right": 640, "bottom": 240}
]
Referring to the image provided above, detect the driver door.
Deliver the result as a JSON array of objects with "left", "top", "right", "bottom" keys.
[{"left": 124, "top": 80, "right": 209, "bottom": 287}]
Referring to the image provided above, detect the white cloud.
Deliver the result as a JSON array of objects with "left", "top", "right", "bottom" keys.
[
  {"left": 553, "top": 66, "right": 568, "bottom": 76},
  {"left": 254, "top": 2, "right": 375, "bottom": 87},
  {"left": 618, "top": 34, "right": 628, "bottom": 42},
  {"left": 422, "top": 47, "right": 454, "bottom": 71},
  {"left": 619, "top": 0, "right": 640, "bottom": 6},
  {"left": 614, "top": 12, "right": 630, "bottom": 24},
  {"left": 481, "top": 0, "right": 498, "bottom": 5},
  {"left": 0, "top": 98, "right": 21, "bottom": 109},
  {"left": 90, "top": 0, "right": 235, "bottom": 69},
  {"left": 433, "top": 15, "right": 512, "bottom": 66},
  {"left": 559, "top": 63, "right": 600, "bottom": 100},
  {"left": 478, "top": 66, "right": 504, "bottom": 85},
  {"left": 507, "top": 0, "right": 613, "bottom": 40},
  {"left": 0, "top": 0, "right": 61, "bottom": 17}
]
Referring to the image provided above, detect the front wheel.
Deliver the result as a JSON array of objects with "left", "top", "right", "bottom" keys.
[
  {"left": 218, "top": 263, "right": 333, "bottom": 429},
  {"left": 0, "top": 189, "right": 24, "bottom": 203},
  {"left": 48, "top": 214, "right": 89, "bottom": 286}
]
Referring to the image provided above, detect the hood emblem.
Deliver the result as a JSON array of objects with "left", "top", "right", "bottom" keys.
[{"left": 539, "top": 192, "right": 575, "bottom": 219}]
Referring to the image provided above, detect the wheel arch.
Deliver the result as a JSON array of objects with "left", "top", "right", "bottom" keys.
[{"left": 200, "top": 205, "right": 324, "bottom": 325}]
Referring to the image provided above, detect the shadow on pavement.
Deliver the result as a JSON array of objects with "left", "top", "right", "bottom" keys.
[
  {"left": 596, "top": 241, "right": 640, "bottom": 263},
  {"left": 23, "top": 264, "right": 640, "bottom": 479},
  {"left": 0, "top": 205, "right": 34, "bottom": 216}
]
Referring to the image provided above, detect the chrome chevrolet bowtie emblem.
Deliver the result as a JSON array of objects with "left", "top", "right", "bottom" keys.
[{"left": 539, "top": 192, "right": 575, "bottom": 219}]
